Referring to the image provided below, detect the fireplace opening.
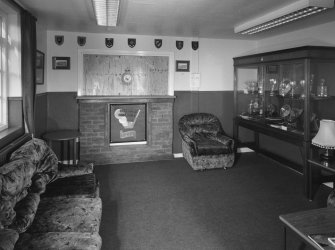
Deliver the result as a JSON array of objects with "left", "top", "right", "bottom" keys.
[{"left": 109, "top": 103, "right": 147, "bottom": 146}]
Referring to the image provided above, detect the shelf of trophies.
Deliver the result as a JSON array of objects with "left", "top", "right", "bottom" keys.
[{"left": 237, "top": 81, "right": 306, "bottom": 138}]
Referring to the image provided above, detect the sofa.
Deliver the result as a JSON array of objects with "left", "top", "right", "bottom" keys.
[
  {"left": 0, "top": 137, "right": 102, "bottom": 250},
  {"left": 178, "top": 113, "right": 235, "bottom": 170}
]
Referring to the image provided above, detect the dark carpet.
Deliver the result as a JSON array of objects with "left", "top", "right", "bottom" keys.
[{"left": 94, "top": 153, "right": 331, "bottom": 250}]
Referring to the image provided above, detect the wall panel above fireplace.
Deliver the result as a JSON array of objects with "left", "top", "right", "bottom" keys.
[{"left": 78, "top": 50, "right": 175, "bottom": 96}]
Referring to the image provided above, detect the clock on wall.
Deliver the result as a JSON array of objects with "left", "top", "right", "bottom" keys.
[{"left": 121, "top": 69, "right": 133, "bottom": 84}]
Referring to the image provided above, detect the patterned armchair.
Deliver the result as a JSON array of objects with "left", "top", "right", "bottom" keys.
[{"left": 178, "top": 113, "right": 235, "bottom": 170}]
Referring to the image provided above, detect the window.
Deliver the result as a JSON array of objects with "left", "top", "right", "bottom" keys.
[
  {"left": 0, "top": 0, "right": 21, "bottom": 134},
  {"left": 0, "top": 11, "right": 8, "bottom": 131}
]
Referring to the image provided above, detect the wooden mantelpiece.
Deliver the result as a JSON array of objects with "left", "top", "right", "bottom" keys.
[{"left": 77, "top": 95, "right": 176, "bottom": 103}]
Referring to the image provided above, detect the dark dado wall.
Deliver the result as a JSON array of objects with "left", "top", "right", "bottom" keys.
[
  {"left": 35, "top": 92, "right": 79, "bottom": 137},
  {"left": 34, "top": 91, "right": 302, "bottom": 165}
]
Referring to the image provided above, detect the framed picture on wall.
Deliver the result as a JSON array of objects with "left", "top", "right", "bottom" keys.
[
  {"left": 109, "top": 103, "right": 147, "bottom": 146},
  {"left": 176, "top": 60, "right": 190, "bottom": 72},
  {"left": 52, "top": 56, "right": 70, "bottom": 70},
  {"left": 36, "top": 50, "right": 44, "bottom": 85}
]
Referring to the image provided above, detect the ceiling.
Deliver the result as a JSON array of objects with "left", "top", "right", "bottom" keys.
[{"left": 16, "top": 0, "right": 335, "bottom": 39}]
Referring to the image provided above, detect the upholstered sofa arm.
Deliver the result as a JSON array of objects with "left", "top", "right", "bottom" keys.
[
  {"left": 181, "top": 135, "right": 198, "bottom": 155},
  {"left": 57, "top": 162, "right": 94, "bottom": 179},
  {"left": 210, "top": 134, "right": 234, "bottom": 150}
]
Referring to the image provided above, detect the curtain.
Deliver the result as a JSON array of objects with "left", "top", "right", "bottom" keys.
[{"left": 21, "top": 10, "right": 36, "bottom": 136}]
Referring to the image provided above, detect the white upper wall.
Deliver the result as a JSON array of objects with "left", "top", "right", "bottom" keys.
[
  {"left": 44, "top": 30, "right": 257, "bottom": 93},
  {"left": 256, "top": 20, "right": 335, "bottom": 53},
  {"left": 40, "top": 20, "right": 335, "bottom": 94}
]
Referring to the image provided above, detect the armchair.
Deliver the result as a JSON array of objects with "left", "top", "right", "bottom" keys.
[{"left": 178, "top": 113, "right": 235, "bottom": 170}]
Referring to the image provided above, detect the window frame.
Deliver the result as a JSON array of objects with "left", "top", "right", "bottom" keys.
[{"left": 0, "top": 9, "right": 8, "bottom": 132}]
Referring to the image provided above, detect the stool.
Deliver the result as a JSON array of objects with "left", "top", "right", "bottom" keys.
[{"left": 43, "top": 130, "right": 81, "bottom": 165}]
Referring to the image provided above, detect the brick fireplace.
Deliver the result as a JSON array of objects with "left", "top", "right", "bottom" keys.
[{"left": 78, "top": 96, "right": 175, "bottom": 165}]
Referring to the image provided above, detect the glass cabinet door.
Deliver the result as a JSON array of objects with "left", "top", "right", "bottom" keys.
[
  {"left": 310, "top": 60, "right": 335, "bottom": 135},
  {"left": 235, "top": 66, "right": 263, "bottom": 118},
  {"left": 263, "top": 61, "right": 306, "bottom": 134}
]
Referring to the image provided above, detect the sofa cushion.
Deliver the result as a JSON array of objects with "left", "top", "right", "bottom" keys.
[
  {"left": 29, "top": 197, "right": 102, "bottom": 233},
  {"left": 0, "top": 229, "right": 19, "bottom": 250},
  {"left": 15, "top": 232, "right": 102, "bottom": 250},
  {"left": 193, "top": 134, "right": 231, "bottom": 156},
  {"left": 43, "top": 173, "right": 99, "bottom": 198},
  {"left": 9, "top": 193, "right": 40, "bottom": 233}
]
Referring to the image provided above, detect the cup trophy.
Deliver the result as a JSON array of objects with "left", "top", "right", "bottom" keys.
[
  {"left": 269, "top": 78, "right": 277, "bottom": 96},
  {"left": 317, "top": 78, "right": 328, "bottom": 97},
  {"left": 300, "top": 80, "right": 306, "bottom": 98},
  {"left": 290, "top": 81, "right": 297, "bottom": 98}
]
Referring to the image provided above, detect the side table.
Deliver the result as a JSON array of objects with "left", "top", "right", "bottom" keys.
[
  {"left": 308, "top": 151, "right": 335, "bottom": 200},
  {"left": 280, "top": 208, "right": 335, "bottom": 250},
  {"left": 43, "top": 130, "right": 81, "bottom": 165}
]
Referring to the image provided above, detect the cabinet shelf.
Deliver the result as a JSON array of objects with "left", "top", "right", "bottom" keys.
[{"left": 310, "top": 95, "right": 335, "bottom": 101}]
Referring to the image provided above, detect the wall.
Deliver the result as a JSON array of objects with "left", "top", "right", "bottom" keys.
[
  {"left": 36, "top": 22, "right": 47, "bottom": 94},
  {"left": 35, "top": 23, "right": 48, "bottom": 138},
  {"left": 33, "top": 19, "right": 335, "bottom": 164},
  {"left": 45, "top": 31, "right": 256, "bottom": 93},
  {"left": 256, "top": 20, "right": 335, "bottom": 53},
  {"left": 36, "top": 29, "right": 257, "bottom": 155}
]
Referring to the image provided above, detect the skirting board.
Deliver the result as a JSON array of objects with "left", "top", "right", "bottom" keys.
[
  {"left": 173, "top": 147, "right": 254, "bottom": 158},
  {"left": 173, "top": 153, "right": 183, "bottom": 158}
]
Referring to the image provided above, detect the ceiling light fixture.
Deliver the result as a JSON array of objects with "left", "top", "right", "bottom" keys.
[
  {"left": 234, "top": 0, "right": 334, "bottom": 35},
  {"left": 92, "top": 0, "right": 120, "bottom": 27}
]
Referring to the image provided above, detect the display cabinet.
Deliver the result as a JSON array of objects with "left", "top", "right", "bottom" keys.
[{"left": 233, "top": 46, "right": 335, "bottom": 199}]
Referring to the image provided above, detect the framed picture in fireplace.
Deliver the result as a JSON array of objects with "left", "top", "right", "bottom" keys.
[{"left": 109, "top": 103, "right": 147, "bottom": 145}]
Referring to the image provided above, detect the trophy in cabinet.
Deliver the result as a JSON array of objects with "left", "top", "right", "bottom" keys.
[
  {"left": 317, "top": 78, "right": 328, "bottom": 97},
  {"left": 289, "top": 81, "right": 297, "bottom": 97},
  {"left": 300, "top": 80, "right": 306, "bottom": 98},
  {"left": 269, "top": 78, "right": 277, "bottom": 96},
  {"left": 279, "top": 79, "right": 291, "bottom": 96}
]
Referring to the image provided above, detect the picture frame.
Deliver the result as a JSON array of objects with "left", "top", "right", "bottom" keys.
[
  {"left": 176, "top": 60, "right": 190, "bottom": 72},
  {"left": 52, "top": 56, "right": 70, "bottom": 70},
  {"left": 109, "top": 103, "right": 147, "bottom": 146},
  {"left": 36, "top": 50, "right": 44, "bottom": 85}
]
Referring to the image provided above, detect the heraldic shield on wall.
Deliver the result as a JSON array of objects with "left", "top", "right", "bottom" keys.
[
  {"left": 105, "top": 38, "right": 114, "bottom": 48},
  {"left": 128, "top": 38, "right": 136, "bottom": 48},
  {"left": 110, "top": 103, "right": 147, "bottom": 145},
  {"left": 55, "top": 35, "right": 64, "bottom": 45},
  {"left": 77, "top": 36, "right": 86, "bottom": 46},
  {"left": 176, "top": 40, "right": 183, "bottom": 50},
  {"left": 155, "top": 39, "right": 162, "bottom": 49},
  {"left": 192, "top": 41, "right": 199, "bottom": 50}
]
